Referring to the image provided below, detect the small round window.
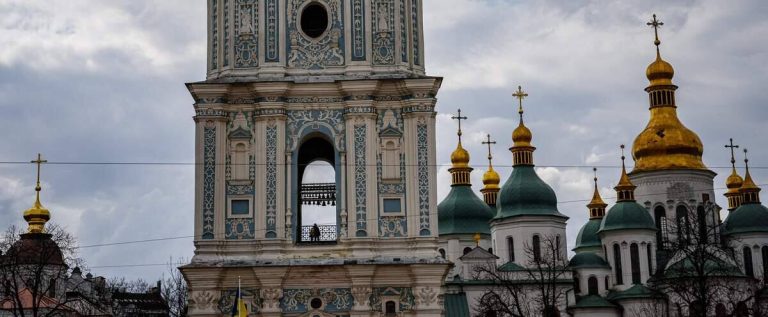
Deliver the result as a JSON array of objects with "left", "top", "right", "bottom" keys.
[
  {"left": 310, "top": 298, "right": 323, "bottom": 309},
  {"left": 300, "top": 3, "right": 329, "bottom": 38}
]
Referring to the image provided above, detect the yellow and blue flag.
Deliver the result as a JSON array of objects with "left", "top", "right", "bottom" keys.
[{"left": 231, "top": 287, "right": 248, "bottom": 317}]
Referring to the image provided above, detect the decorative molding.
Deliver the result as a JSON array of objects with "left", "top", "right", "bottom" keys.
[
  {"left": 344, "top": 106, "right": 376, "bottom": 114},
  {"left": 219, "top": 289, "right": 260, "bottom": 314},
  {"left": 211, "top": 0, "right": 219, "bottom": 70},
  {"left": 235, "top": 0, "right": 258, "bottom": 68},
  {"left": 202, "top": 127, "right": 216, "bottom": 240},
  {"left": 260, "top": 288, "right": 282, "bottom": 310},
  {"left": 416, "top": 121, "right": 430, "bottom": 236},
  {"left": 255, "top": 108, "right": 286, "bottom": 116},
  {"left": 265, "top": 123, "right": 278, "bottom": 238},
  {"left": 286, "top": 96, "right": 344, "bottom": 103},
  {"left": 227, "top": 182, "right": 255, "bottom": 195},
  {"left": 223, "top": 0, "right": 230, "bottom": 67},
  {"left": 265, "top": 0, "right": 280, "bottom": 62},
  {"left": 281, "top": 288, "right": 354, "bottom": 313},
  {"left": 415, "top": 287, "right": 437, "bottom": 307},
  {"left": 411, "top": 0, "right": 420, "bottom": 66},
  {"left": 286, "top": 0, "right": 345, "bottom": 69},
  {"left": 286, "top": 110, "right": 345, "bottom": 152},
  {"left": 372, "top": 0, "right": 395, "bottom": 65},
  {"left": 402, "top": 104, "right": 434, "bottom": 113},
  {"left": 379, "top": 216, "right": 406, "bottom": 237},
  {"left": 351, "top": 0, "right": 366, "bottom": 61},
  {"left": 196, "top": 97, "right": 227, "bottom": 105},
  {"left": 369, "top": 287, "right": 415, "bottom": 312},
  {"left": 351, "top": 287, "right": 371, "bottom": 308},
  {"left": 189, "top": 290, "right": 217, "bottom": 311},
  {"left": 354, "top": 124, "right": 368, "bottom": 237},
  {"left": 225, "top": 218, "right": 255, "bottom": 239},
  {"left": 399, "top": 0, "right": 407, "bottom": 63},
  {"left": 196, "top": 108, "right": 227, "bottom": 117}
]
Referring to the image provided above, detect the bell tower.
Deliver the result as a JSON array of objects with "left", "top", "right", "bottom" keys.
[{"left": 181, "top": 1, "right": 448, "bottom": 316}]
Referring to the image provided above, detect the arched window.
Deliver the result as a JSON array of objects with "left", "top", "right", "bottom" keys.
[
  {"left": 613, "top": 244, "right": 623, "bottom": 285},
  {"left": 438, "top": 249, "right": 446, "bottom": 259},
  {"left": 532, "top": 235, "right": 541, "bottom": 263},
  {"left": 697, "top": 206, "right": 707, "bottom": 244},
  {"left": 676, "top": 206, "right": 691, "bottom": 245},
  {"left": 630, "top": 243, "right": 641, "bottom": 284},
  {"left": 744, "top": 247, "right": 754, "bottom": 278},
  {"left": 762, "top": 246, "right": 768, "bottom": 284},
  {"left": 556, "top": 235, "right": 561, "bottom": 261},
  {"left": 573, "top": 277, "right": 581, "bottom": 294},
  {"left": 715, "top": 304, "right": 727, "bottom": 317},
  {"left": 488, "top": 248, "right": 493, "bottom": 255},
  {"left": 604, "top": 276, "right": 609, "bottom": 290},
  {"left": 587, "top": 276, "right": 598, "bottom": 295},
  {"left": 647, "top": 243, "right": 654, "bottom": 274},
  {"left": 507, "top": 237, "right": 515, "bottom": 262},
  {"left": 48, "top": 279, "right": 56, "bottom": 297},
  {"left": 654, "top": 206, "right": 667, "bottom": 249},
  {"left": 463, "top": 247, "right": 472, "bottom": 255}
]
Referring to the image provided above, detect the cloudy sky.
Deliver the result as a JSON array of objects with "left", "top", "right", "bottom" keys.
[{"left": 0, "top": 0, "right": 766, "bottom": 281}]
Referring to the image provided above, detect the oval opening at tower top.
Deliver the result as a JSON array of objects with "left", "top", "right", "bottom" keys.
[{"left": 300, "top": 3, "right": 329, "bottom": 38}]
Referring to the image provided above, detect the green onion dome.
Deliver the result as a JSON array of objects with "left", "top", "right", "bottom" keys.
[
  {"left": 495, "top": 166, "right": 567, "bottom": 219},
  {"left": 569, "top": 252, "right": 610, "bottom": 269},
  {"left": 574, "top": 219, "right": 603, "bottom": 252},
  {"left": 438, "top": 186, "right": 495, "bottom": 235},
  {"left": 599, "top": 201, "right": 656, "bottom": 233},
  {"left": 723, "top": 204, "right": 768, "bottom": 235}
]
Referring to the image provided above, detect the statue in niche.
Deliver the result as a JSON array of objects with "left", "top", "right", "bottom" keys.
[
  {"left": 240, "top": 5, "right": 254, "bottom": 35},
  {"left": 381, "top": 109, "right": 397, "bottom": 130},
  {"left": 377, "top": 4, "right": 389, "bottom": 32}
]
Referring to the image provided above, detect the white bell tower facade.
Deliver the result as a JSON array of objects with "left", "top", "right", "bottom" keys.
[{"left": 181, "top": 1, "right": 449, "bottom": 316}]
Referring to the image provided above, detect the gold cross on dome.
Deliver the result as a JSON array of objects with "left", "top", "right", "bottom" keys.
[
  {"left": 512, "top": 85, "right": 528, "bottom": 117},
  {"left": 647, "top": 14, "right": 664, "bottom": 47},
  {"left": 482, "top": 134, "right": 496, "bottom": 162},
  {"left": 725, "top": 138, "right": 740, "bottom": 167},
  {"left": 451, "top": 108, "right": 468, "bottom": 139},
  {"left": 31, "top": 153, "right": 48, "bottom": 192}
]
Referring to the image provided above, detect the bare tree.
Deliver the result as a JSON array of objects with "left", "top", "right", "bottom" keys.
[
  {"left": 473, "top": 234, "right": 571, "bottom": 317},
  {"left": 654, "top": 202, "right": 759, "bottom": 317},
  {"left": 0, "top": 224, "right": 89, "bottom": 317},
  {"left": 162, "top": 258, "right": 188, "bottom": 317}
]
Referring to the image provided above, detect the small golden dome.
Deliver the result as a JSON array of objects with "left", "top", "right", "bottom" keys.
[
  {"left": 512, "top": 122, "right": 533, "bottom": 148},
  {"left": 646, "top": 53, "right": 675, "bottom": 86},
  {"left": 726, "top": 168, "right": 744, "bottom": 190},
  {"left": 451, "top": 143, "right": 470, "bottom": 168},
  {"left": 482, "top": 166, "right": 501, "bottom": 188},
  {"left": 24, "top": 198, "right": 50, "bottom": 234}
]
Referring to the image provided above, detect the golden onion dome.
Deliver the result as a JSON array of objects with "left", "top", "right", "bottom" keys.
[
  {"left": 482, "top": 166, "right": 501, "bottom": 188},
  {"left": 726, "top": 168, "right": 744, "bottom": 190},
  {"left": 631, "top": 110, "right": 706, "bottom": 172},
  {"left": 451, "top": 143, "right": 470, "bottom": 168},
  {"left": 512, "top": 122, "right": 533, "bottom": 148},
  {"left": 646, "top": 53, "right": 675, "bottom": 86},
  {"left": 23, "top": 197, "right": 50, "bottom": 234}
]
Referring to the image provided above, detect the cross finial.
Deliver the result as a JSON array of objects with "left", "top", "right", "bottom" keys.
[
  {"left": 451, "top": 108, "right": 468, "bottom": 142},
  {"left": 620, "top": 144, "right": 627, "bottom": 168},
  {"left": 647, "top": 14, "right": 664, "bottom": 53},
  {"left": 744, "top": 148, "right": 750, "bottom": 171},
  {"left": 31, "top": 153, "right": 48, "bottom": 195},
  {"left": 593, "top": 167, "right": 598, "bottom": 183},
  {"left": 725, "top": 138, "right": 740, "bottom": 169},
  {"left": 482, "top": 134, "right": 497, "bottom": 165},
  {"left": 512, "top": 85, "right": 529, "bottom": 121}
]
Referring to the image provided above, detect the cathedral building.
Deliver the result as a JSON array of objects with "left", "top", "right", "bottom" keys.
[{"left": 179, "top": 1, "right": 768, "bottom": 315}]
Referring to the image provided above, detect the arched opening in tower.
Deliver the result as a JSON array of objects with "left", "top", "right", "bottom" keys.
[{"left": 297, "top": 136, "right": 338, "bottom": 244}]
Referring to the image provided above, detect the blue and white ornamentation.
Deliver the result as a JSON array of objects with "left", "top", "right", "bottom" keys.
[
  {"left": 411, "top": 0, "right": 420, "bottom": 66},
  {"left": 369, "top": 287, "right": 415, "bottom": 312},
  {"left": 286, "top": 110, "right": 345, "bottom": 152},
  {"left": 417, "top": 122, "right": 430, "bottom": 236},
  {"left": 225, "top": 218, "right": 255, "bottom": 240},
  {"left": 265, "top": 124, "right": 278, "bottom": 238},
  {"left": 223, "top": 0, "right": 230, "bottom": 66},
  {"left": 354, "top": 125, "right": 367, "bottom": 237},
  {"left": 202, "top": 127, "right": 216, "bottom": 240},
  {"left": 379, "top": 216, "right": 407, "bottom": 237},
  {"left": 211, "top": 0, "right": 219, "bottom": 70},
  {"left": 286, "top": 0, "right": 345, "bottom": 69},
  {"left": 372, "top": 0, "right": 395, "bottom": 65},
  {"left": 265, "top": 0, "right": 279, "bottom": 62},
  {"left": 351, "top": 0, "right": 366, "bottom": 61},
  {"left": 235, "top": 0, "right": 259, "bottom": 68},
  {"left": 281, "top": 288, "right": 354, "bottom": 313}
]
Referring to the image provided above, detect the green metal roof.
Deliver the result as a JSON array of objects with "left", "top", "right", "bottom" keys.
[
  {"left": 663, "top": 256, "right": 745, "bottom": 278},
  {"left": 444, "top": 293, "right": 470, "bottom": 317},
  {"left": 438, "top": 185, "right": 494, "bottom": 235},
  {"left": 498, "top": 261, "right": 527, "bottom": 272},
  {"left": 569, "top": 252, "right": 610, "bottom": 269},
  {"left": 574, "top": 218, "right": 602, "bottom": 251},
  {"left": 495, "top": 165, "right": 567, "bottom": 219},
  {"left": 723, "top": 203, "right": 768, "bottom": 235},
  {"left": 569, "top": 295, "right": 618, "bottom": 309},
  {"left": 607, "top": 284, "right": 665, "bottom": 301},
  {"left": 599, "top": 201, "right": 656, "bottom": 233}
]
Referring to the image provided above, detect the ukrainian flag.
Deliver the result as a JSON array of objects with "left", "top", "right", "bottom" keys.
[{"left": 231, "top": 287, "right": 248, "bottom": 317}]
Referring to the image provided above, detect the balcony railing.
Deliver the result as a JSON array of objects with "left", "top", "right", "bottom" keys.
[{"left": 299, "top": 225, "right": 337, "bottom": 244}]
